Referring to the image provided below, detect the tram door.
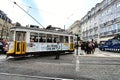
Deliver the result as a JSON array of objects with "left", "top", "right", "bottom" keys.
[
  {"left": 70, "top": 36, "right": 74, "bottom": 51},
  {"left": 15, "top": 31, "right": 26, "bottom": 55}
]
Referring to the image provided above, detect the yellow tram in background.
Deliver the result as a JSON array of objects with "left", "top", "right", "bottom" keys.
[{"left": 7, "top": 26, "right": 75, "bottom": 57}]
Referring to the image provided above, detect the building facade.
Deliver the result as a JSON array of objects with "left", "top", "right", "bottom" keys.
[
  {"left": 0, "top": 10, "right": 13, "bottom": 39},
  {"left": 80, "top": 0, "right": 120, "bottom": 43},
  {"left": 68, "top": 20, "right": 81, "bottom": 38}
]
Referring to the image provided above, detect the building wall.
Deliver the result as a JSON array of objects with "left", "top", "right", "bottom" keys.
[
  {"left": 81, "top": 0, "right": 120, "bottom": 43},
  {"left": 0, "top": 10, "right": 13, "bottom": 39},
  {"left": 68, "top": 20, "right": 81, "bottom": 39}
]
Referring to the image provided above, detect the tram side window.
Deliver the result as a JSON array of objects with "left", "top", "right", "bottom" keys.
[
  {"left": 60, "top": 36, "right": 64, "bottom": 43},
  {"left": 39, "top": 33, "right": 43, "bottom": 42},
  {"left": 64, "top": 36, "right": 68, "bottom": 43},
  {"left": 9, "top": 31, "right": 14, "bottom": 41},
  {"left": 47, "top": 34, "right": 52, "bottom": 43},
  {"left": 53, "top": 37, "right": 56, "bottom": 43},
  {"left": 53, "top": 35, "right": 58, "bottom": 43},
  {"left": 39, "top": 33, "right": 46, "bottom": 42},
  {"left": 30, "top": 32, "right": 38, "bottom": 42}
]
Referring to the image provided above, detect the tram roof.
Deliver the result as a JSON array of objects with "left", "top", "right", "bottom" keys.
[{"left": 10, "top": 26, "right": 74, "bottom": 35}]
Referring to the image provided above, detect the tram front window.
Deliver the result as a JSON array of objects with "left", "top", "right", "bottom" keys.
[
  {"left": 70, "top": 36, "right": 73, "bottom": 42},
  {"left": 16, "top": 32, "right": 26, "bottom": 41},
  {"left": 16, "top": 32, "right": 21, "bottom": 41}
]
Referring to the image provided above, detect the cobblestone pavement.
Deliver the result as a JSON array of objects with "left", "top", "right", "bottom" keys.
[{"left": 0, "top": 49, "right": 119, "bottom": 80}]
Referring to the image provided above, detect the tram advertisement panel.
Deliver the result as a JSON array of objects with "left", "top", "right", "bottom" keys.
[
  {"left": 62, "top": 43, "right": 70, "bottom": 50},
  {"left": 26, "top": 43, "right": 69, "bottom": 52}
]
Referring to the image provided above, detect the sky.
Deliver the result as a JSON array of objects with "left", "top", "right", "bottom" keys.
[{"left": 0, "top": 0, "right": 103, "bottom": 29}]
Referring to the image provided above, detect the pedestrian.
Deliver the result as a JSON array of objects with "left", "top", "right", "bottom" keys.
[
  {"left": 86, "top": 41, "right": 91, "bottom": 54},
  {"left": 89, "top": 41, "right": 94, "bottom": 54},
  {"left": 2, "top": 39, "right": 8, "bottom": 52},
  {"left": 55, "top": 41, "right": 61, "bottom": 59},
  {"left": 78, "top": 41, "right": 82, "bottom": 55},
  {"left": 90, "top": 39, "right": 96, "bottom": 54},
  {"left": 84, "top": 42, "right": 87, "bottom": 53},
  {"left": 81, "top": 42, "right": 85, "bottom": 55}
]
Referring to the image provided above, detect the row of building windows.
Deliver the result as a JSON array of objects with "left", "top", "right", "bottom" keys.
[
  {"left": 81, "top": 0, "right": 120, "bottom": 23},
  {"left": 55, "top": 0, "right": 120, "bottom": 43},
  {"left": 0, "top": 10, "right": 12, "bottom": 23},
  {"left": 0, "top": 10, "right": 12, "bottom": 39},
  {"left": 0, "top": 14, "right": 12, "bottom": 23},
  {"left": 79, "top": 0, "right": 120, "bottom": 42}
]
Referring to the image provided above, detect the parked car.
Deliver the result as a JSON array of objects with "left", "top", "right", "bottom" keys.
[{"left": 0, "top": 41, "right": 5, "bottom": 54}]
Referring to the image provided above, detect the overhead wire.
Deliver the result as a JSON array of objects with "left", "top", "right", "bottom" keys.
[
  {"left": 8, "top": 0, "right": 57, "bottom": 16},
  {"left": 7, "top": 0, "right": 45, "bottom": 28},
  {"left": 7, "top": 0, "right": 74, "bottom": 29}
]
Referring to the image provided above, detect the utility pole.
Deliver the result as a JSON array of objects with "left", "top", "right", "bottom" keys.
[{"left": 75, "top": 34, "right": 79, "bottom": 55}]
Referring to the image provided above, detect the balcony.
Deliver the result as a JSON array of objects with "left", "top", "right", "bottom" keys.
[
  {"left": 99, "top": 33, "right": 106, "bottom": 38},
  {"left": 94, "top": 26, "right": 98, "bottom": 30},
  {"left": 116, "top": 17, "right": 120, "bottom": 23},
  {"left": 106, "top": 31, "right": 113, "bottom": 36},
  {"left": 111, "top": 30, "right": 117, "bottom": 33},
  {"left": 94, "top": 34, "right": 98, "bottom": 37},
  {"left": 89, "top": 35, "right": 93, "bottom": 39}
]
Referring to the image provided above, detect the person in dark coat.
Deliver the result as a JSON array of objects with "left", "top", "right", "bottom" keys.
[
  {"left": 55, "top": 42, "right": 61, "bottom": 59},
  {"left": 81, "top": 42, "right": 85, "bottom": 55},
  {"left": 86, "top": 41, "right": 91, "bottom": 54}
]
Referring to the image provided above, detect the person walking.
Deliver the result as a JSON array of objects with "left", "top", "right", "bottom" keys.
[
  {"left": 78, "top": 41, "right": 82, "bottom": 55},
  {"left": 55, "top": 42, "right": 61, "bottom": 59},
  {"left": 86, "top": 41, "right": 91, "bottom": 54},
  {"left": 81, "top": 42, "right": 85, "bottom": 55}
]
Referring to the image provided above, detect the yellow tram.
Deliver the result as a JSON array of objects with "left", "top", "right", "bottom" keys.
[{"left": 7, "top": 26, "right": 75, "bottom": 57}]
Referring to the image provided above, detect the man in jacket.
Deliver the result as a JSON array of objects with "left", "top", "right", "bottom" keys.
[{"left": 55, "top": 42, "right": 61, "bottom": 59}]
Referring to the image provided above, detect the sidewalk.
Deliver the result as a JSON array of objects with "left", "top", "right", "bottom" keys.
[{"left": 76, "top": 48, "right": 120, "bottom": 57}]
